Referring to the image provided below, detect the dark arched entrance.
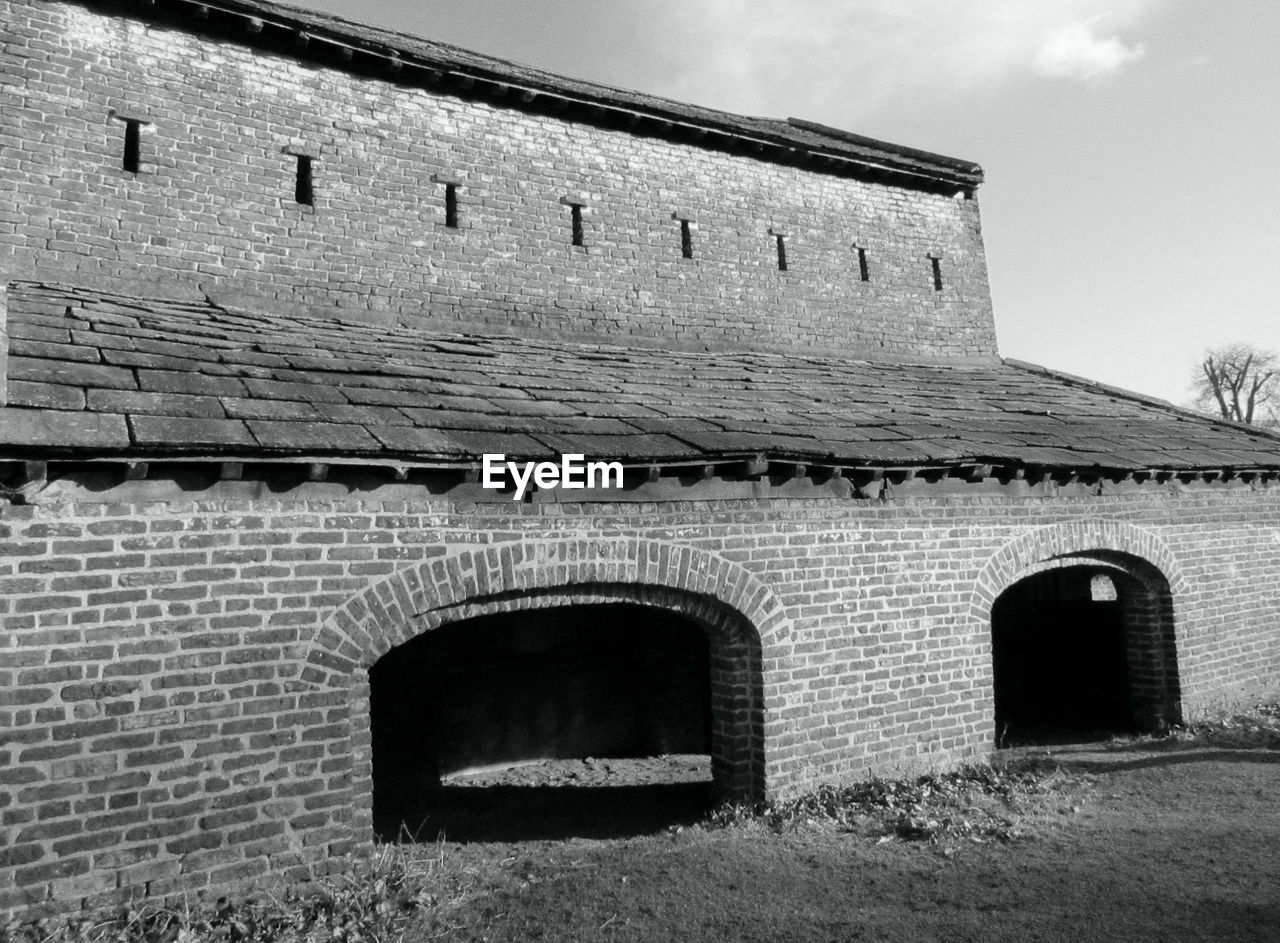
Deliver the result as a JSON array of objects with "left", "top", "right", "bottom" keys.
[
  {"left": 992, "top": 562, "right": 1180, "bottom": 746},
  {"left": 370, "top": 602, "right": 726, "bottom": 840}
]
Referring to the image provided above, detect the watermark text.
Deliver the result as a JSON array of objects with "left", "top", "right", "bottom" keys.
[{"left": 482, "top": 453, "right": 624, "bottom": 501}]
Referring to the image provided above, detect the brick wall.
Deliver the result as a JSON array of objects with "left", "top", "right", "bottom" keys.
[
  {"left": 3, "top": 480, "right": 1280, "bottom": 916},
  {"left": 5, "top": 0, "right": 1279, "bottom": 927},
  {"left": 0, "top": 0, "right": 996, "bottom": 357}
]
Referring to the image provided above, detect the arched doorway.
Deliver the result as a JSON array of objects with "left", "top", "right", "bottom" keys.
[
  {"left": 320, "top": 538, "right": 784, "bottom": 851},
  {"left": 369, "top": 599, "right": 753, "bottom": 841},
  {"left": 991, "top": 560, "right": 1180, "bottom": 746}
]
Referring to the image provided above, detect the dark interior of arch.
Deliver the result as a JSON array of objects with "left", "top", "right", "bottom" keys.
[
  {"left": 992, "top": 567, "right": 1139, "bottom": 746},
  {"left": 370, "top": 602, "right": 715, "bottom": 841}
]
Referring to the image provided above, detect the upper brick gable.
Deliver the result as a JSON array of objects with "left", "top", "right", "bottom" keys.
[
  {"left": 55, "top": 0, "right": 987, "bottom": 192},
  {"left": 0, "top": 0, "right": 996, "bottom": 356}
]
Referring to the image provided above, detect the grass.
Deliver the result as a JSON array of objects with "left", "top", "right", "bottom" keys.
[
  {"left": 0, "top": 761, "right": 1078, "bottom": 943},
  {"left": 704, "top": 759, "right": 1070, "bottom": 843},
  {"left": 7, "top": 703, "right": 1279, "bottom": 943},
  {"left": 0, "top": 844, "right": 474, "bottom": 943}
]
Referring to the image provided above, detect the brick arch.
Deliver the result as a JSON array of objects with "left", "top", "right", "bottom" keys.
[
  {"left": 313, "top": 536, "right": 790, "bottom": 676},
  {"left": 972, "top": 519, "right": 1184, "bottom": 735},
  {"left": 970, "top": 518, "right": 1188, "bottom": 622},
  {"left": 312, "top": 536, "right": 788, "bottom": 844}
]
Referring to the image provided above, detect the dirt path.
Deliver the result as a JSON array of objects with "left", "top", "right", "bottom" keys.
[{"left": 412, "top": 744, "right": 1280, "bottom": 942}]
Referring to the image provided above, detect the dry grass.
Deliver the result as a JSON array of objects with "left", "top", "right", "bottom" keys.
[
  {"left": 0, "top": 843, "right": 479, "bottom": 943},
  {"left": 704, "top": 759, "right": 1076, "bottom": 844}
]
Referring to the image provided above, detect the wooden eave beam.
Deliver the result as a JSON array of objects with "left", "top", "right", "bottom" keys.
[{"left": 21, "top": 450, "right": 1273, "bottom": 494}]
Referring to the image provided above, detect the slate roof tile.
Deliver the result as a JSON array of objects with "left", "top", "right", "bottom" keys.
[
  {"left": 102, "top": 349, "right": 216, "bottom": 371},
  {"left": 5, "top": 281, "right": 1280, "bottom": 471},
  {"left": 9, "top": 338, "right": 101, "bottom": 363},
  {"left": 246, "top": 420, "right": 382, "bottom": 452},
  {"left": 400, "top": 410, "right": 550, "bottom": 435},
  {"left": 136, "top": 370, "right": 249, "bottom": 398},
  {"left": 242, "top": 377, "right": 349, "bottom": 404},
  {"left": 366, "top": 425, "right": 466, "bottom": 455},
  {"left": 489, "top": 399, "right": 583, "bottom": 418},
  {"left": 671, "top": 431, "right": 832, "bottom": 455},
  {"left": 9, "top": 358, "right": 137, "bottom": 391},
  {"left": 438, "top": 432, "right": 551, "bottom": 457},
  {"left": 539, "top": 418, "right": 641, "bottom": 436},
  {"left": 10, "top": 323, "right": 73, "bottom": 344},
  {"left": 8, "top": 380, "right": 87, "bottom": 411},
  {"left": 531, "top": 433, "right": 696, "bottom": 459},
  {"left": 221, "top": 397, "right": 326, "bottom": 421},
  {"left": 0, "top": 410, "right": 130, "bottom": 449},
  {"left": 130, "top": 416, "right": 257, "bottom": 448},
  {"left": 130, "top": 338, "right": 223, "bottom": 362},
  {"left": 344, "top": 388, "right": 452, "bottom": 408},
  {"left": 300, "top": 404, "right": 397, "bottom": 427},
  {"left": 87, "top": 390, "right": 227, "bottom": 419}
]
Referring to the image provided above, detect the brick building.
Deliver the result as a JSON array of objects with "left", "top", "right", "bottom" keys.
[{"left": 3, "top": 0, "right": 1280, "bottom": 918}]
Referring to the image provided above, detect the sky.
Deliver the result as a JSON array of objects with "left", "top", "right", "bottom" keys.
[{"left": 293, "top": 0, "right": 1278, "bottom": 407}]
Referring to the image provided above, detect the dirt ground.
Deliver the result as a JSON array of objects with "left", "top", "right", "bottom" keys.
[{"left": 404, "top": 736, "right": 1280, "bottom": 942}]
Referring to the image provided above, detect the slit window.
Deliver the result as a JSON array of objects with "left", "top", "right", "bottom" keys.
[
  {"left": 775, "top": 233, "right": 788, "bottom": 271},
  {"left": 570, "top": 203, "right": 585, "bottom": 246},
  {"left": 929, "top": 254, "right": 943, "bottom": 291},
  {"left": 444, "top": 183, "right": 459, "bottom": 228},
  {"left": 855, "top": 245, "right": 870, "bottom": 282},
  {"left": 679, "top": 218, "right": 693, "bottom": 259},
  {"left": 121, "top": 118, "right": 142, "bottom": 174},
  {"left": 294, "top": 155, "right": 314, "bottom": 206},
  {"left": 432, "top": 174, "right": 463, "bottom": 229}
]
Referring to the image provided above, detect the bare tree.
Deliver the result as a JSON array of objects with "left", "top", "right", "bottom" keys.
[{"left": 1192, "top": 343, "right": 1280, "bottom": 425}]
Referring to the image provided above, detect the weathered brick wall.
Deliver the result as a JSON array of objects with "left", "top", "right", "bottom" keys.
[
  {"left": 3, "top": 480, "right": 1280, "bottom": 916},
  {"left": 0, "top": 0, "right": 996, "bottom": 357},
  {"left": 4, "top": 0, "right": 1278, "bottom": 928}
]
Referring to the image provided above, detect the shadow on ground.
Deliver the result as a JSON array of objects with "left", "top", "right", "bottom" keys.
[
  {"left": 1001, "top": 738, "right": 1280, "bottom": 774},
  {"left": 412, "top": 741, "right": 1280, "bottom": 943},
  {"left": 378, "top": 781, "right": 716, "bottom": 843}
]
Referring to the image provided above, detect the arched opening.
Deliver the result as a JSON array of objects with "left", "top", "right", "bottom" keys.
[
  {"left": 991, "top": 562, "right": 1180, "bottom": 747},
  {"left": 370, "top": 601, "right": 747, "bottom": 841}
]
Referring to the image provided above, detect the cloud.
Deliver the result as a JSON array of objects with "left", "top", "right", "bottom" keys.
[
  {"left": 1033, "top": 20, "right": 1146, "bottom": 82},
  {"left": 648, "top": 0, "right": 1161, "bottom": 121}
]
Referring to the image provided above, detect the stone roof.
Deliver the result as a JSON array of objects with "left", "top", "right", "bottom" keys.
[
  {"left": 71, "top": 0, "right": 982, "bottom": 193},
  {"left": 3, "top": 281, "right": 1279, "bottom": 475}
]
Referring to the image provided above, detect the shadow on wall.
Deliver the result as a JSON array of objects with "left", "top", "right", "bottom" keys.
[
  {"left": 383, "top": 782, "right": 715, "bottom": 843},
  {"left": 992, "top": 562, "right": 1181, "bottom": 748},
  {"left": 369, "top": 603, "right": 719, "bottom": 842}
]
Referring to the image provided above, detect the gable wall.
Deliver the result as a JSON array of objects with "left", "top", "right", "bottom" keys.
[{"left": 0, "top": 0, "right": 996, "bottom": 356}]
